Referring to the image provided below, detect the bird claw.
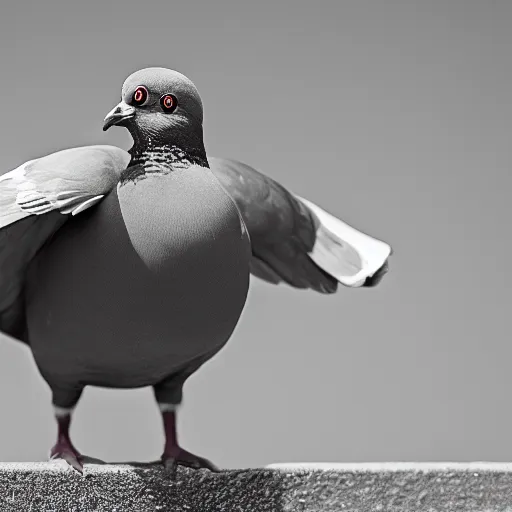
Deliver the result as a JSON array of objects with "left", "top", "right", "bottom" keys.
[
  {"left": 49, "top": 445, "right": 84, "bottom": 473},
  {"left": 162, "top": 447, "right": 219, "bottom": 475}
]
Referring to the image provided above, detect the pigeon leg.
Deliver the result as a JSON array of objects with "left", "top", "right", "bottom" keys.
[
  {"left": 153, "top": 369, "right": 219, "bottom": 473},
  {"left": 159, "top": 405, "right": 219, "bottom": 473},
  {"left": 48, "top": 387, "right": 83, "bottom": 473},
  {"left": 49, "top": 408, "right": 83, "bottom": 472}
]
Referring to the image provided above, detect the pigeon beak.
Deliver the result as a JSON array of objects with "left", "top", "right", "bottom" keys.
[{"left": 103, "top": 102, "right": 136, "bottom": 131}]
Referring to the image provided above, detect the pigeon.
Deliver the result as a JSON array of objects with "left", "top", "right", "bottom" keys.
[{"left": 0, "top": 68, "right": 391, "bottom": 473}]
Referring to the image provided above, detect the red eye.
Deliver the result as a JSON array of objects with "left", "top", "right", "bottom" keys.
[
  {"left": 132, "top": 86, "right": 148, "bottom": 106},
  {"left": 160, "top": 94, "right": 178, "bottom": 113}
]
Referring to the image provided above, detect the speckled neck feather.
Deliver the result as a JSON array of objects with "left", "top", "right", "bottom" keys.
[{"left": 121, "top": 144, "right": 209, "bottom": 185}]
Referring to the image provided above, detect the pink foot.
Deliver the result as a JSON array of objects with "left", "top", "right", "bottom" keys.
[
  {"left": 49, "top": 413, "right": 83, "bottom": 473},
  {"left": 159, "top": 409, "right": 219, "bottom": 473},
  {"left": 50, "top": 441, "right": 83, "bottom": 473},
  {"left": 162, "top": 446, "right": 219, "bottom": 472}
]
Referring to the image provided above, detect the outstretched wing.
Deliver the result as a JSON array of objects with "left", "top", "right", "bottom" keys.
[
  {"left": 0, "top": 145, "right": 130, "bottom": 341},
  {"left": 0, "top": 146, "right": 390, "bottom": 340},
  {"left": 208, "top": 157, "right": 391, "bottom": 292}
]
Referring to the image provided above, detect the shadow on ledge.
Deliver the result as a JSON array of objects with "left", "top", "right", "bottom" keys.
[
  {"left": 0, "top": 461, "right": 284, "bottom": 512},
  {"left": 1, "top": 461, "right": 512, "bottom": 511}
]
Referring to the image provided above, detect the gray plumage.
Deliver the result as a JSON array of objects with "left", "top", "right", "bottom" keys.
[
  {"left": 0, "top": 151, "right": 390, "bottom": 344},
  {"left": 0, "top": 68, "right": 391, "bottom": 471}
]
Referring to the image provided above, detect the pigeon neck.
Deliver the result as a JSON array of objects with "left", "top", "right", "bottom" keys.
[
  {"left": 121, "top": 134, "right": 208, "bottom": 185},
  {"left": 129, "top": 127, "right": 207, "bottom": 163},
  {"left": 128, "top": 144, "right": 208, "bottom": 170},
  {"left": 122, "top": 121, "right": 209, "bottom": 183}
]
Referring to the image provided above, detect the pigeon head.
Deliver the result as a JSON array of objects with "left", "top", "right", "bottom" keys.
[{"left": 103, "top": 68, "right": 204, "bottom": 153}]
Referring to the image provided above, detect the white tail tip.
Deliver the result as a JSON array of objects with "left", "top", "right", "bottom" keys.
[{"left": 296, "top": 196, "right": 392, "bottom": 288}]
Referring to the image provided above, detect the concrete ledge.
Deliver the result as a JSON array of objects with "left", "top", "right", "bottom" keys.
[{"left": 1, "top": 462, "right": 512, "bottom": 511}]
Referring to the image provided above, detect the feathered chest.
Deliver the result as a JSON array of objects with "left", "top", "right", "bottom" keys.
[{"left": 116, "top": 163, "right": 249, "bottom": 273}]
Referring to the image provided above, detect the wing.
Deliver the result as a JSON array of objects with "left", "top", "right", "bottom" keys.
[
  {"left": 0, "top": 145, "right": 130, "bottom": 342},
  {"left": 208, "top": 157, "right": 392, "bottom": 292}
]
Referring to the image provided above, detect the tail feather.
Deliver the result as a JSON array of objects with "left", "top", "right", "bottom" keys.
[{"left": 296, "top": 196, "right": 392, "bottom": 288}]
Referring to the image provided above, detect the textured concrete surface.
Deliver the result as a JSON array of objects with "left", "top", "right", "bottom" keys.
[
  {"left": 271, "top": 463, "right": 512, "bottom": 511},
  {"left": 1, "top": 462, "right": 512, "bottom": 511}
]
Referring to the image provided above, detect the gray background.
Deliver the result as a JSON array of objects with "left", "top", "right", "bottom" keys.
[{"left": 0, "top": 0, "right": 510, "bottom": 469}]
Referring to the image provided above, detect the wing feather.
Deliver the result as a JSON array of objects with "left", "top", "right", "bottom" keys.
[
  {"left": 209, "top": 157, "right": 340, "bottom": 293},
  {"left": 209, "top": 157, "right": 391, "bottom": 292},
  {"left": 0, "top": 145, "right": 130, "bottom": 342}
]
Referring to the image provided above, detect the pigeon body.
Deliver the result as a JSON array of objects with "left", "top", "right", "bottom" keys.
[
  {"left": 26, "top": 156, "right": 250, "bottom": 402},
  {"left": 0, "top": 67, "right": 392, "bottom": 471},
  {"left": 25, "top": 69, "right": 251, "bottom": 415}
]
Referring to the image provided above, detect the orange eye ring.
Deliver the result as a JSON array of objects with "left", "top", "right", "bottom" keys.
[
  {"left": 160, "top": 94, "right": 178, "bottom": 113},
  {"left": 132, "top": 86, "right": 149, "bottom": 106}
]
